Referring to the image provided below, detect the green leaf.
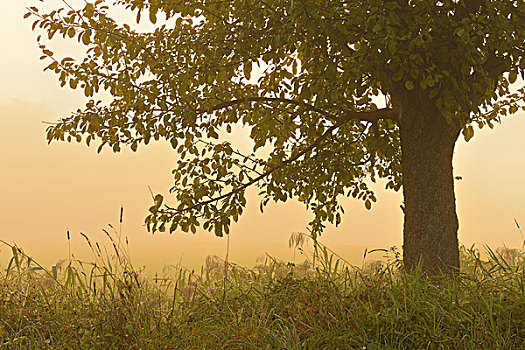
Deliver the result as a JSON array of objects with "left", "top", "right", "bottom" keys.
[
  {"left": 153, "top": 194, "right": 163, "bottom": 209},
  {"left": 45, "top": 61, "right": 58, "bottom": 71},
  {"left": 405, "top": 80, "right": 415, "bottom": 91},
  {"left": 149, "top": 8, "right": 157, "bottom": 24},
  {"left": 508, "top": 70, "right": 517, "bottom": 84},
  {"left": 392, "top": 71, "right": 403, "bottom": 82},
  {"left": 243, "top": 60, "right": 252, "bottom": 80},
  {"left": 84, "top": 84, "right": 93, "bottom": 97},
  {"left": 463, "top": 125, "right": 474, "bottom": 142},
  {"left": 81, "top": 30, "right": 91, "bottom": 45},
  {"left": 214, "top": 223, "right": 222, "bottom": 237},
  {"left": 84, "top": 3, "right": 95, "bottom": 17}
]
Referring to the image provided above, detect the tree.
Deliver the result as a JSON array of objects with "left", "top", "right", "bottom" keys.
[{"left": 27, "top": 0, "right": 524, "bottom": 275}]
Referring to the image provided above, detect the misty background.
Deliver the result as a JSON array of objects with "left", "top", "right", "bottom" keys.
[{"left": 1, "top": 1, "right": 524, "bottom": 272}]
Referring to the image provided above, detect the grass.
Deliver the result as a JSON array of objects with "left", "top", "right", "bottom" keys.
[{"left": 1, "top": 225, "right": 525, "bottom": 349}]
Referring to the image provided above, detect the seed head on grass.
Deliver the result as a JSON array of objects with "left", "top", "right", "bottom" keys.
[{"left": 2, "top": 220, "right": 525, "bottom": 348}]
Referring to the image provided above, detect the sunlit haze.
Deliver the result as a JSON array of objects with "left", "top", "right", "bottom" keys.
[{"left": 1, "top": 1, "right": 524, "bottom": 272}]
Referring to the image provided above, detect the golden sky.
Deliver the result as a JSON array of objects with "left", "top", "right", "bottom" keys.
[{"left": 1, "top": 1, "right": 524, "bottom": 271}]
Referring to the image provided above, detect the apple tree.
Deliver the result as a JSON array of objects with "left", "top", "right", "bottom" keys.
[{"left": 27, "top": 0, "right": 525, "bottom": 275}]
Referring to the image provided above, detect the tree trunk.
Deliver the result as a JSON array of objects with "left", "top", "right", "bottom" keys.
[{"left": 399, "top": 95, "right": 462, "bottom": 276}]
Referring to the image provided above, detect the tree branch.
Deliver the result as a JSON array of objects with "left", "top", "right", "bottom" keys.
[
  {"left": 200, "top": 97, "right": 338, "bottom": 121},
  {"left": 164, "top": 117, "right": 372, "bottom": 214},
  {"left": 343, "top": 108, "right": 398, "bottom": 123},
  {"left": 200, "top": 97, "right": 398, "bottom": 124}
]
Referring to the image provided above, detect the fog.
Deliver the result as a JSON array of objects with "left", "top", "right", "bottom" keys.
[{"left": 1, "top": 1, "right": 524, "bottom": 273}]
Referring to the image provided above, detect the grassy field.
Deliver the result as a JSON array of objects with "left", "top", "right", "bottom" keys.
[{"left": 1, "top": 229, "right": 524, "bottom": 349}]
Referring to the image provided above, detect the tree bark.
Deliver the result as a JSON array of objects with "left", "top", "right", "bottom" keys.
[{"left": 399, "top": 95, "right": 462, "bottom": 276}]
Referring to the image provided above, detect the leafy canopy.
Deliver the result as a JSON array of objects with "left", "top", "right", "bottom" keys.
[{"left": 27, "top": 0, "right": 524, "bottom": 236}]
